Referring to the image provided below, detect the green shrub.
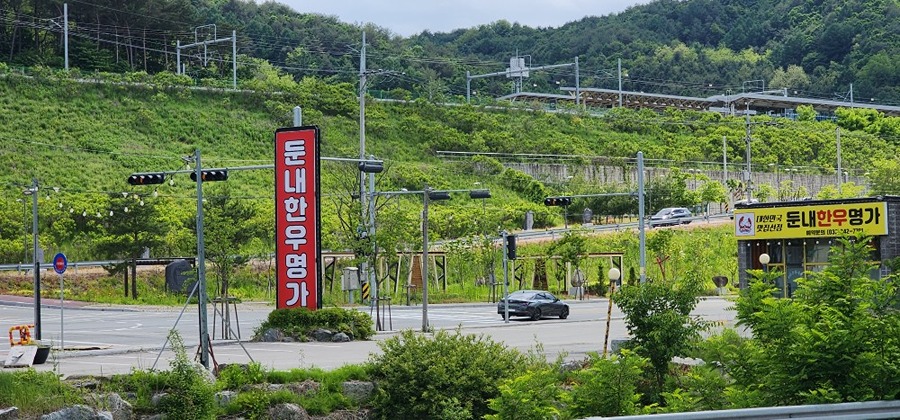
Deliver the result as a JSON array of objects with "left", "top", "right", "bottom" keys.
[
  {"left": 0, "top": 369, "right": 84, "bottom": 416},
  {"left": 368, "top": 329, "right": 526, "bottom": 419},
  {"left": 486, "top": 368, "right": 569, "bottom": 420},
  {"left": 217, "top": 362, "right": 267, "bottom": 390},
  {"left": 568, "top": 351, "right": 647, "bottom": 418},
  {"left": 257, "top": 307, "right": 375, "bottom": 341},
  {"left": 157, "top": 331, "right": 217, "bottom": 419}
]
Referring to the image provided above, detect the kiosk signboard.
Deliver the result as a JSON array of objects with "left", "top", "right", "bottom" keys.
[{"left": 735, "top": 201, "right": 887, "bottom": 240}]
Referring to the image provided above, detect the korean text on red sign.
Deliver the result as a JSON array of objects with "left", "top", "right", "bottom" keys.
[{"left": 275, "top": 126, "right": 321, "bottom": 310}]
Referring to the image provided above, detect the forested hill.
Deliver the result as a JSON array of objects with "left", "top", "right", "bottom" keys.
[{"left": 1, "top": 0, "right": 898, "bottom": 103}]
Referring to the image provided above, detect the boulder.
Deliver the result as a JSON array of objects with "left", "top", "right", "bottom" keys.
[
  {"left": 214, "top": 390, "right": 237, "bottom": 407},
  {"left": 106, "top": 393, "right": 133, "bottom": 420},
  {"left": 331, "top": 333, "right": 351, "bottom": 343},
  {"left": 0, "top": 407, "right": 18, "bottom": 420},
  {"left": 267, "top": 403, "right": 311, "bottom": 420},
  {"left": 260, "top": 328, "right": 284, "bottom": 342},
  {"left": 286, "top": 380, "right": 321, "bottom": 396},
  {"left": 340, "top": 381, "right": 374, "bottom": 403},
  {"left": 40, "top": 405, "right": 110, "bottom": 420},
  {"left": 310, "top": 329, "right": 334, "bottom": 342}
]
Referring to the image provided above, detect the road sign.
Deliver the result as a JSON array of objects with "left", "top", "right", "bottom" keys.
[{"left": 53, "top": 253, "right": 67, "bottom": 274}]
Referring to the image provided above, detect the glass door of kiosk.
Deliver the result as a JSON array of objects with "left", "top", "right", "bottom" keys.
[{"left": 784, "top": 242, "right": 803, "bottom": 298}]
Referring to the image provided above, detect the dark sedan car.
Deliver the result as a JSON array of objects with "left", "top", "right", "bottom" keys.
[{"left": 498, "top": 290, "right": 569, "bottom": 321}]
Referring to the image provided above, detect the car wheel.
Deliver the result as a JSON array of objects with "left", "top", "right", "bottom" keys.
[
  {"left": 500, "top": 313, "right": 507, "bottom": 320},
  {"left": 559, "top": 307, "right": 569, "bottom": 319},
  {"left": 530, "top": 307, "right": 542, "bottom": 321}
]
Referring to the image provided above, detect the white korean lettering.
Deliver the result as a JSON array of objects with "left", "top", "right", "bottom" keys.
[
  {"left": 284, "top": 196, "right": 308, "bottom": 222},
  {"left": 285, "top": 253, "right": 308, "bottom": 278},
  {"left": 284, "top": 140, "right": 306, "bottom": 166},
  {"left": 283, "top": 168, "right": 307, "bottom": 193}
]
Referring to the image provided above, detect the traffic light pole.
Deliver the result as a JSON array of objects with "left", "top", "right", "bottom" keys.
[
  {"left": 501, "top": 230, "right": 509, "bottom": 324},
  {"left": 194, "top": 149, "right": 211, "bottom": 369}
]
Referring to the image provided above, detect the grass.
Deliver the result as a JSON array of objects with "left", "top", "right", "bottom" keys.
[{"left": 0, "top": 369, "right": 84, "bottom": 416}]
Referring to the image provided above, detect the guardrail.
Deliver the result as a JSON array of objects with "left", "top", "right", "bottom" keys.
[{"left": 583, "top": 400, "right": 900, "bottom": 419}]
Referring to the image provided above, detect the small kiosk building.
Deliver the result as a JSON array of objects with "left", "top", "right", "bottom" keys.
[{"left": 734, "top": 196, "right": 900, "bottom": 297}]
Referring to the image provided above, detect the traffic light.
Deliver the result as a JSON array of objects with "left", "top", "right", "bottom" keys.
[
  {"left": 128, "top": 173, "right": 165, "bottom": 185},
  {"left": 428, "top": 191, "right": 451, "bottom": 201},
  {"left": 358, "top": 160, "right": 384, "bottom": 173},
  {"left": 190, "top": 170, "right": 229, "bottom": 182},
  {"left": 506, "top": 234, "right": 517, "bottom": 260},
  {"left": 543, "top": 196, "right": 571, "bottom": 206},
  {"left": 469, "top": 189, "right": 491, "bottom": 199}
]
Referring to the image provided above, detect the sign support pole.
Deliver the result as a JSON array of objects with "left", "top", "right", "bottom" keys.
[{"left": 195, "top": 149, "right": 210, "bottom": 369}]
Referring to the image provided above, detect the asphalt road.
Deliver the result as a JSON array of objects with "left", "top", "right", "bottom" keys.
[{"left": 0, "top": 296, "right": 736, "bottom": 377}]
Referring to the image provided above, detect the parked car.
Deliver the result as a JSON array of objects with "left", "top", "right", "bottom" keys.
[
  {"left": 498, "top": 290, "right": 569, "bottom": 321},
  {"left": 649, "top": 207, "right": 693, "bottom": 227}
]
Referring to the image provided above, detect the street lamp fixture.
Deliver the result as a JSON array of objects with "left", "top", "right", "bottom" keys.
[
  {"left": 759, "top": 253, "right": 770, "bottom": 274},
  {"left": 603, "top": 267, "right": 621, "bottom": 357}
]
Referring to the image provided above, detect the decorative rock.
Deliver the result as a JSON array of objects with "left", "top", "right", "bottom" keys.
[
  {"left": 267, "top": 403, "right": 311, "bottom": 420},
  {"left": 286, "top": 380, "right": 321, "bottom": 396},
  {"left": 40, "top": 405, "right": 109, "bottom": 420},
  {"left": 316, "top": 409, "right": 373, "bottom": 419},
  {"left": 610, "top": 339, "right": 630, "bottom": 354},
  {"left": 107, "top": 393, "right": 133, "bottom": 420},
  {"left": 310, "top": 329, "right": 334, "bottom": 342},
  {"left": 341, "top": 380, "right": 374, "bottom": 403},
  {"left": 260, "top": 328, "right": 284, "bottom": 342},
  {"left": 150, "top": 393, "right": 168, "bottom": 407},
  {"left": 0, "top": 407, "right": 18, "bottom": 420},
  {"left": 267, "top": 383, "right": 286, "bottom": 392},
  {"left": 331, "top": 333, "right": 351, "bottom": 343},
  {"left": 191, "top": 362, "right": 216, "bottom": 385},
  {"left": 214, "top": 390, "right": 237, "bottom": 407}
]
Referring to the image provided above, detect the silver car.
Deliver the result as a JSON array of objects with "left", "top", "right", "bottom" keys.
[{"left": 650, "top": 207, "right": 692, "bottom": 227}]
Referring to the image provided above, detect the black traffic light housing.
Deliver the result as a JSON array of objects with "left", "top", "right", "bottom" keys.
[
  {"left": 358, "top": 160, "right": 384, "bottom": 173},
  {"left": 506, "top": 234, "right": 517, "bottom": 260},
  {"left": 469, "top": 189, "right": 491, "bottom": 199},
  {"left": 428, "top": 191, "right": 451, "bottom": 201},
  {"left": 190, "top": 170, "right": 229, "bottom": 182},
  {"left": 128, "top": 173, "right": 165, "bottom": 185},
  {"left": 543, "top": 196, "right": 572, "bottom": 207}
]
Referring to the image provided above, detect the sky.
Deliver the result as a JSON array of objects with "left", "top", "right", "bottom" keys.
[{"left": 279, "top": 0, "right": 652, "bottom": 37}]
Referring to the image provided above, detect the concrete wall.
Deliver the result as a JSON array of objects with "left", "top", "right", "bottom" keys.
[{"left": 505, "top": 162, "right": 866, "bottom": 199}]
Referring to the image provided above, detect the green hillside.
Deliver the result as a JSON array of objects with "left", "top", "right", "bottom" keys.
[{"left": 1, "top": 68, "right": 899, "bottom": 265}]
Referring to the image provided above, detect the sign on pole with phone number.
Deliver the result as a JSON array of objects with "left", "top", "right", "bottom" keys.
[
  {"left": 734, "top": 201, "right": 888, "bottom": 240},
  {"left": 275, "top": 126, "right": 322, "bottom": 310}
]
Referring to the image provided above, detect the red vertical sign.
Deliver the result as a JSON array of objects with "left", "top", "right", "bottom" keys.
[{"left": 275, "top": 126, "right": 321, "bottom": 310}]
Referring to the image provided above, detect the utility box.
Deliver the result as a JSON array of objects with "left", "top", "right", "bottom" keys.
[
  {"left": 342, "top": 267, "right": 360, "bottom": 291},
  {"left": 166, "top": 259, "right": 195, "bottom": 295}
]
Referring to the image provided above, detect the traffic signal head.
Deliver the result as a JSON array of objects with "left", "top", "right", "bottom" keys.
[
  {"left": 543, "top": 196, "right": 571, "bottom": 206},
  {"left": 428, "top": 191, "right": 451, "bottom": 201},
  {"left": 506, "top": 234, "right": 517, "bottom": 260},
  {"left": 358, "top": 160, "right": 384, "bottom": 173},
  {"left": 190, "top": 170, "right": 229, "bottom": 182},
  {"left": 469, "top": 189, "right": 491, "bottom": 199},
  {"left": 128, "top": 173, "right": 165, "bottom": 185}
]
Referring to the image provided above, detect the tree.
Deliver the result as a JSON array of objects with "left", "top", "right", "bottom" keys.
[
  {"left": 867, "top": 158, "right": 900, "bottom": 195},
  {"left": 795, "top": 104, "right": 816, "bottom": 122},
  {"left": 94, "top": 194, "right": 166, "bottom": 261},
  {"left": 769, "top": 65, "right": 811, "bottom": 91},
  {"left": 199, "top": 184, "right": 263, "bottom": 299},
  {"left": 614, "top": 274, "right": 706, "bottom": 405}
]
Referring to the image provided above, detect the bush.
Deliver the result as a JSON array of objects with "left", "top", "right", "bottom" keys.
[
  {"left": 486, "top": 368, "right": 569, "bottom": 420},
  {"left": 368, "top": 329, "right": 527, "bottom": 419},
  {"left": 568, "top": 351, "right": 647, "bottom": 418},
  {"left": 256, "top": 307, "right": 375, "bottom": 341}
]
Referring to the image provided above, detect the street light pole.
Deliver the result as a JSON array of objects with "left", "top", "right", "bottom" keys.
[
  {"left": 26, "top": 179, "right": 41, "bottom": 339},
  {"left": 421, "top": 184, "right": 431, "bottom": 333}
]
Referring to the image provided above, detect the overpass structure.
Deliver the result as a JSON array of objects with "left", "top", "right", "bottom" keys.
[{"left": 499, "top": 87, "right": 900, "bottom": 117}]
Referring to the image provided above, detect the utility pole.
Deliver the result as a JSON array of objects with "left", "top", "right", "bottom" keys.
[
  {"left": 722, "top": 135, "right": 728, "bottom": 186},
  {"left": 358, "top": 31, "right": 369, "bottom": 301},
  {"left": 745, "top": 102, "right": 753, "bottom": 202},
  {"left": 618, "top": 58, "right": 623, "bottom": 107},
  {"left": 421, "top": 184, "right": 430, "bottom": 333},
  {"left": 63, "top": 3, "right": 69, "bottom": 71},
  {"left": 836, "top": 127, "right": 842, "bottom": 194},
  {"left": 638, "top": 152, "right": 647, "bottom": 284}
]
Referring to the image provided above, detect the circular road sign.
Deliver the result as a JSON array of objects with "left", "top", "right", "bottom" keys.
[{"left": 53, "top": 253, "right": 68, "bottom": 274}]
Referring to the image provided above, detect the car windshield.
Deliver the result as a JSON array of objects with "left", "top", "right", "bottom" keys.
[{"left": 653, "top": 209, "right": 673, "bottom": 216}]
